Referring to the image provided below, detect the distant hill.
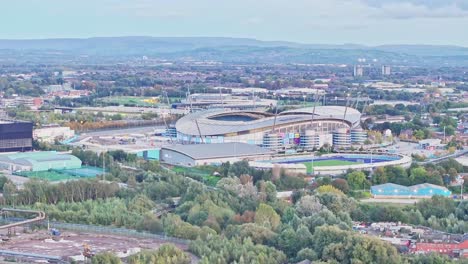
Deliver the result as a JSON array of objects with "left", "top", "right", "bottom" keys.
[{"left": 0, "top": 37, "right": 467, "bottom": 66}]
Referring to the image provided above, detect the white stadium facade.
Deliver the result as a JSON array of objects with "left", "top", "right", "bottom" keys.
[{"left": 173, "top": 106, "right": 366, "bottom": 150}]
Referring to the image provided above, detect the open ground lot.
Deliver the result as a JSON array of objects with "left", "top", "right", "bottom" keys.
[
  {"left": 99, "top": 96, "right": 161, "bottom": 107},
  {"left": 0, "top": 229, "right": 195, "bottom": 262}
]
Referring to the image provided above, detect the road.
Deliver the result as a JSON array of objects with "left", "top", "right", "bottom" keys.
[{"left": 418, "top": 149, "right": 468, "bottom": 165}]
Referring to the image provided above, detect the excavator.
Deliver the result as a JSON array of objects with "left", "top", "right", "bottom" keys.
[{"left": 83, "top": 243, "right": 95, "bottom": 259}]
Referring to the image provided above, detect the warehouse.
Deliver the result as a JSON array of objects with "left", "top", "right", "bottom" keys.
[
  {"left": 0, "top": 151, "right": 82, "bottom": 172},
  {"left": 371, "top": 183, "right": 451, "bottom": 198},
  {"left": 0, "top": 120, "right": 33, "bottom": 152},
  {"left": 160, "top": 142, "right": 273, "bottom": 167}
]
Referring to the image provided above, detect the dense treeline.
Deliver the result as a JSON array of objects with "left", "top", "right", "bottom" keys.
[
  {"left": 1, "top": 157, "right": 465, "bottom": 263},
  {"left": 353, "top": 197, "right": 468, "bottom": 234},
  {"left": 34, "top": 196, "right": 163, "bottom": 232},
  {"left": 1, "top": 179, "right": 119, "bottom": 206},
  {"left": 128, "top": 244, "right": 191, "bottom": 264}
]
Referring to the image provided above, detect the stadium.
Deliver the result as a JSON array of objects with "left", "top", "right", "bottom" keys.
[{"left": 174, "top": 106, "right": 364, "bottom": 149}]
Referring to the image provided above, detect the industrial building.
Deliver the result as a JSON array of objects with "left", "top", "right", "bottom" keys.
[
  {"left": 0, "top": 120, "right": 33, "bottom": 152},
  {"left": 371, "top": 183, "right": 451, "bottom": 198},
  {"left": 0, "top": 151, "right": 82, "bottom": 172},
  {"left": 354, "top": 65, "right": 364, "bottom": 77},
  {"left": 159, "top": 142, "right": 273, "bottom": 167},
  {"left": 174, "top": 106, "right": 366, "bottom": 150},
  {"left": 382, "top": 65, "right": 391, "bottom": 76}
]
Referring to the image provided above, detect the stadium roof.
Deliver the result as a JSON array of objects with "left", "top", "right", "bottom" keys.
[
  {"left": 161, "top": 143, "right": 273, "bottom": 160},
  {"left": 176, "top": 106, "right": 361, "bottom": 136}
]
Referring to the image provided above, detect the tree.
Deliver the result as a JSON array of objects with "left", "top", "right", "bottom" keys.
[
  {"left": 317, "top": 192, "right": 357, "bottom": 215},
  {"left": 410, "top": 167, "right": 428, "bottom": 185},
  {"left": 258, "top": 180, "right": 277, "bottom": 202},
  {"left": 316, "top": 185, "right": 345, "bottom": 196},
  {"left": 371, "top": 167, "right": 387, "bottom": 184},
  {"left": 312, "top": 225, "right": 401, "bottom": 264},
  {"left": 295, "top": 195, "right": 324, "bottom": 216},
  {"left": 455, "top": 201, "right": 468, "bottom": 221},
  {"left": 414, "top": 130, "right": 425, "bottom": 140},
  {"left": 128, "top": 244, "right": 191, "bottom": 264},
  {"left": 255, "top": 203, "right": 281, "bottom": 230},
  {"left": 447, "top": 168, "right": 458, "bottom": 180},
  {"left": 444, "top": 125, "right": 455, "bottom": 136},
  {"left": 92, "top": 252, "right": 121, "bottom": 264},
  {"left": 331, "top": 179, "right": 350, "bottom": 194},
  {"left": 189, "top": 235, "right": 286, "bottom": 264},
  {"left": 225, "top": 223, "right": 277, "bottom": 244},
  {"left": 346, "top": 171, "right": 369, "bottom": 190},
  {"left": 416, "top": 196, "right": 456, "bottom": 219},
  {"left": 296, "top": 248, "right": 317, "bottom": 262},
  {"left": 386, "top": 166, "right": 410, "bottom": 186},
  {"left": 0, "top": 175, "right": 8, "bottom": 192},
  {"left": 407, "top": 252, "right": 458, "bottom": 264}
]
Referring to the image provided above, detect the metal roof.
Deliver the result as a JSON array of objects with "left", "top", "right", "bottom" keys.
[
  {"left": 161, "top": 142, "right": 273, "bottom": 160},
  {"left": 176, "top": 106, "right": 361, "bottom": 136},
  {"left": 371, "top": 183, "right": 451, "bottom": 196},
  {"left": 0, "top": 151, "right": 81, "bottom": 167}
]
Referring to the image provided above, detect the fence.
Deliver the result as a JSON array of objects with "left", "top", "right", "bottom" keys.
[{"left": 2, "top": 217, "right": 189, "bottom": 246}]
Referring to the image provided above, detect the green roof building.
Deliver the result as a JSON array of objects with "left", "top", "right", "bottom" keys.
[{"left": 0, "top": 151, "right": 82, "bottom": 172}]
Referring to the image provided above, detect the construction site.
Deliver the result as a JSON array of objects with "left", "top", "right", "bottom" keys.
[{"left": 0, "top": 208, "right": 194, "bottom": 263}]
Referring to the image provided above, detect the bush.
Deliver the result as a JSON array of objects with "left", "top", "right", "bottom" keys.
[{"left": 349, "top": 191, "right": 371, "bottom": 199}]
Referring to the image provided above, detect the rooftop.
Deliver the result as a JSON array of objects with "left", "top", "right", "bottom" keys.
[
  {"left": 0, "top": 151, "right": 81, "bottom": 167},
  {"left": 371, "top": 183, "right": 451, "bottom": 196},
  {"left": 161, "top": 142, "right": 273, "bottom": 160},
  {"left": 176, "top": 106, "right": 361, "bottom": 136}
]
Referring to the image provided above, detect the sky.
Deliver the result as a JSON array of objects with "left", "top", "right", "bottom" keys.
[{"left": 2, "top": 0, "right": 468, "bottom": 46}]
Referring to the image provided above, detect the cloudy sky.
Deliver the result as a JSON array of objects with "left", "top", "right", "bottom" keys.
[{"left": 2, "top": 0, "right": 468, "bottom": 46}]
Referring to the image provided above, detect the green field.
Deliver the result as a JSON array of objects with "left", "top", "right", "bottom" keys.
[
  {"left": 172, "top": 166, "right": 220, "bottom": 186},
  {"left": 100, "top": 96, "right": 160, "bottom": 107},
  {"left": 304, "top": 160, "right": 361, "bottom": 174}
]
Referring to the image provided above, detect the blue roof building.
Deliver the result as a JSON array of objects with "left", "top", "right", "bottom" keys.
[{"left": 371, "top": 183, "right": 451, "bottom": 198}]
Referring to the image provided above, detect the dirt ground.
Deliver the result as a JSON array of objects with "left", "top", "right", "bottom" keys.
[{"left": 0, "top": 229, "right": 195, "bottom": 262}]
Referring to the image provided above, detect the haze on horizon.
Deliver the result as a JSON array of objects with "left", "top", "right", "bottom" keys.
[{"left": 2, "top": 0, "right": 468, "bottom": 47}]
